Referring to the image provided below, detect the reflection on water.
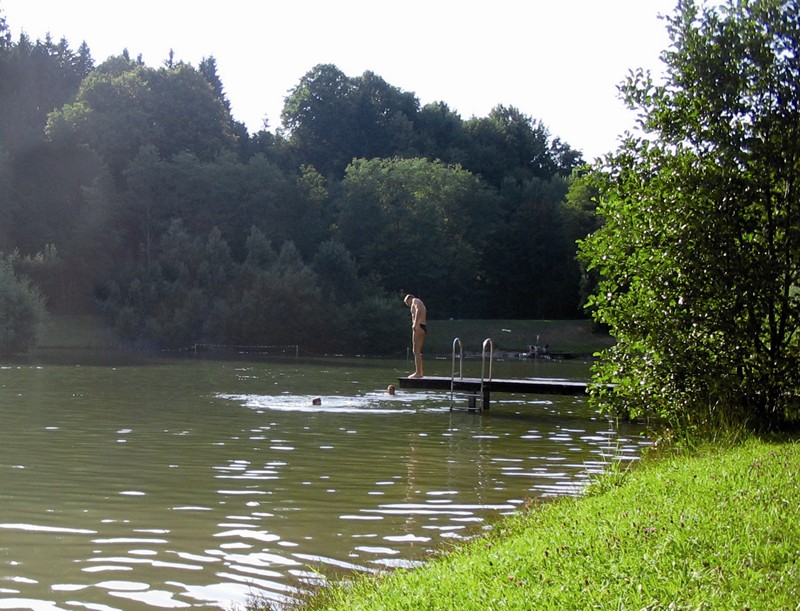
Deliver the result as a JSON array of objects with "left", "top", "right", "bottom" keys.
[{"left": 0, "top": 355, "right": 648, "bottom": 609}]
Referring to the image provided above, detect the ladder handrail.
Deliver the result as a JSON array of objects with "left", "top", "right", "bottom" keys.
[
  {"left": 450, "top": 337, "right": 464, "bottom": 409},
  {"left": 481, "top": 337, "right": 494, "bottom": 381},
  {"left": 451, "top": 337, "right": 464, "bottom": 381},
  {"left": 480, "top": 337, "right": 494, "bottom": 410}
]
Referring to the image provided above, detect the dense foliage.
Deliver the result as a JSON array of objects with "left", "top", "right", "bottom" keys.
[
  {"left": 0, "top": 10, "right": 588, "bottom": 354},
  {"left": 0, "top": 253, "right": 46, "bottom": 355},
  {"left": 580, "top": 0, "right": 800, "bottom": 432}
]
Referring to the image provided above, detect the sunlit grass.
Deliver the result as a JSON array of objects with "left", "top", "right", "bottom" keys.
[{"left": 291, "top": 439, "right": 799, "bottom": 610}]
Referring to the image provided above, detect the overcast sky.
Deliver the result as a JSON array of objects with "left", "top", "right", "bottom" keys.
[{"left": 2, "top": 0, "right": 678, "bottom": 160}]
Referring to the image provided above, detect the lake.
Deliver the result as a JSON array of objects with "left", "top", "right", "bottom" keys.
[{"left": 0, "top": 351, "right": 648, "bottom": 610}]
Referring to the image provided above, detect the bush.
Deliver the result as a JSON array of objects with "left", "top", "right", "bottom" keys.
[{"left": 0, "top": 254, "right": 46, "bottom": 355}]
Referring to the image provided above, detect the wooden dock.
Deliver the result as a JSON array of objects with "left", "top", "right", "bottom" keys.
[{"left": 397, "top": 375, "right": 589, "bottom": 410}]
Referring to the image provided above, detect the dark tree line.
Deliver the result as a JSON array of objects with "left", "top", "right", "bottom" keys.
[{"left": 0, "top": 12, "right": 598, "bottom": 353}]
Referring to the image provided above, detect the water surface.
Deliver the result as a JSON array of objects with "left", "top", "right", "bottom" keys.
[{"left": 0, "top": 353, "right": 647, "bottom": 609}]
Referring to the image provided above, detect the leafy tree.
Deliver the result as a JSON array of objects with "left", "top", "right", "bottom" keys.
[
  {"left": 483, "top": 175, "right": 577, "bottom": 318},
  {"left": 148, "top": 62, "right": 236, "bottom": 160},
  {"left": 349, "top": 70, "right": 418, "bottom": 159},
  {"left": 121, "top": 144, "right": 170, "bottom": 267},
  {"left": 0, "top": 13, "right": 10, "bottom": 51},
  {"left": 46, "top": 56, "right": 235, "bottom": 180},
  {"left": 0, "top": 149, "right": 11, "bottom": 252},
  {"left": 337, "top": 294, "right": 408, "bottom": 355},
  {"left": 227, "top": 241, "right": 324, "bottom": 347},
  {"left": 2, "top": 137, "right": 112, "bottom": 312},
  {"left": 579, "top": 0, "right": 800, "bottom": 433},
  {"left": 0, "top": 31, "right": 92, "bottom": 154},
  {"left": 46, "top": 61, "right": 155, "bottom": 178},
  {"left": 198, "top": 56, "right": 231, "bottom": 115},
  {"left": 120, "top": 147, "right": 297, "bottom": 264},
  {"left": 282, "top": 64, "right": 419, "bottom": 177},
  {"left": 311, "top": 239, "right": 362, "bottom": 304},
  {"left": 243, "top": 225, "right": 276, "bottom": 270},
  {"left": 413, "top": 101, "right": 470, "bottom": 165},
  {"left": 564, "top": 172, "right": 604, "bottom": 310},
  {"left": 0, "top": 14, "right": 598, "bottom": 343},
  {"left": 199, "top": 55, "right": 250, "bottom": 160},
  {"left": 335, "top": 157, "right": 499, "bottom": 317},
  {"left": 281, "top": 163, "right": 327, "bottom": 259},
  {"left": 0, "top": 253, "right": 46, "bottom": 355},
  {"left": 462, "top": 105, "right": 582, "bottom": 187},
  {"left": 5, "top": 139, "right": 104, "bottom": 254},
  {"left": 281, "top": 64, "right": 355, "bottom": 176}
]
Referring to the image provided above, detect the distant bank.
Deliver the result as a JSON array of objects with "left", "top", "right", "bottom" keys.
[
  {"left": 422, "top": 319, "right": 614, "bottom": 358},
  {"left": 36, "top": 315, "right": 613, "bottom": 358}
]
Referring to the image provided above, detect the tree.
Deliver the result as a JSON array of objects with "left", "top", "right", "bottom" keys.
[
  {"left": 349, "top": 70, "right": 418, "bottom": 159},
  {"left": 281, "top": 64, "right": 355, "bottom": 176},
  {"left": 462, "top": 105, "right": 582, "bottom": 187},
  {"left": 482, "top": 176, "right": 577, "bottom": 318},
  {"left": 46, "top": 57, "right": 235, "bottom": 180},
  {"left": 564, "top": 172, "right": 604, "bottom": 311},
  {"left": 579, "top": 0, "right": 800, "bottom": 433},
  {"left": 335, "top": 157, "right": 498, "bottom": 317},
  {"left": 311, "top": 239, "right": 362, "bottom": 303},
  {"left": 413, "top": 101, "right": 470, "bottom": 165},
  {"left": 148, "top": 62, "right": 236, "bottom": 160},
  {"left": 281, "top": 64, "right": 419, "bottom": 177},
  {"left": 0, "top": 32, "right": 92, "bottom": 154},
  {"left": 227, "top": 241, "right": 324, "bottom": 348},
  {"left": 46, "top": 62, "right": 155, "bottom": 179},
  {"left": 198, "top": 56, "right": 231, "bottom": 115},
  {"left": 0, "top": 13, "right": 10, "bottom": 51},
  {"left": 0, "top": 253, "right": 46, "bottom": 355}
]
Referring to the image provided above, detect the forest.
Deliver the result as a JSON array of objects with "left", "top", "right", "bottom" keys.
[{"left": 0, "top": 12, "right": 597, "bottom": 355}]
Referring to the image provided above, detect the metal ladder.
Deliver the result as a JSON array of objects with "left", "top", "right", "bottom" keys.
[
  {"left": 449, "top": 337, "right": 494, "bottom": 411},
  {"left": 449, "top": 337, "right": 475, "bottom": 410}
]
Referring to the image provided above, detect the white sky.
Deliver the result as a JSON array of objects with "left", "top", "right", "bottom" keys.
[{"left": 1, "top": 0, "right": 677, "bottom": 160}]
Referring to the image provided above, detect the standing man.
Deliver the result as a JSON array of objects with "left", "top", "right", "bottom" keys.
[{"left": 404, "top": 294, "right": 427, "bottom": 378}]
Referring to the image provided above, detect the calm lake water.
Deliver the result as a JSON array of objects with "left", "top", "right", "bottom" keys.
[{"left": 0, "top": 351, "right": 648, "bottom": 610}]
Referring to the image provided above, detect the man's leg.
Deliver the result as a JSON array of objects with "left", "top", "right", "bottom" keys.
[{"left": 410, "top": 328, "right": 425, "bottom": 378}]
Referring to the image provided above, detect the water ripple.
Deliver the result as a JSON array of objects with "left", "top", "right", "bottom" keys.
[{"left": 0, "top": 357, "right": 647, "bottom": 610}]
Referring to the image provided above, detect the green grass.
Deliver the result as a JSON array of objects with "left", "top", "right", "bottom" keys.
[
  {"left": 290, "top": 439, "right": 799, "bottom": 610},
  {"left": 37, "top": 313, "right": 118, "bottom": 349},
  {"left": 424, "top": 319, "right": 614, "bottom": 356}
]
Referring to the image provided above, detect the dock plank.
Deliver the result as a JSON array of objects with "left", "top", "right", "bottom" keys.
[{"left": 397, "top": 376, "right": 588, "bottom": 396}]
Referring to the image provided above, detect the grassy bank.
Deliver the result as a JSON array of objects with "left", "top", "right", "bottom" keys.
[
  {"left": 422, "top": 319, "right": 614, "bottom": 357},
  {"left": 295, "top": 439, "right": 798, "bottom": 610},
  {"left": 37, "top": 313, "right": 119, "bottom": 349}
]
